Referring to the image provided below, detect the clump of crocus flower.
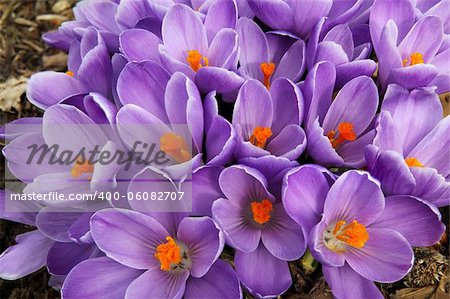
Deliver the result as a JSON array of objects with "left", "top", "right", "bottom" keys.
[{"left": 0, "top": 0, "right": 449, "bottom": 298}]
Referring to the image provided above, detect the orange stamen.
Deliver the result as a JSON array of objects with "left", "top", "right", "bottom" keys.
[
  {"left": 327, "top": 122, "right": 356, "bottom": 148},
  {"left": 70, "top": 157, "right": 94, "bottom": 180},
  {"left": 260, "top": 62, "right": 275, "bottom": 89},
  {"left": 334, "top": 220, "right": 369, "bottom": 248},
  {"left": 160, "top": 132, "right": 191, "bottom": 163},
  {"left": 186, "top": 50, "right": 208, "bottom": 72},
  {"left": 154, "top": 237, "right": 182, "bottom": 271},
  {"left": 405, "top": 157, "right": 424, "bottom": 168},
  {"left": 249, "top": 127, "right": 272, "bottom": 148},
  {"left": 251, "top": 199, "right": 273, "bottom": 224},
  {"left": 65, "top": 71, "right": 74, "bottom": 77},
  {"left": 402, "top": 52, "right": 424, "bottom": 67}
]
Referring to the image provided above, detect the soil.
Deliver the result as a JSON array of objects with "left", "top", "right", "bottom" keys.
[{"left": 0, "top": 1, "right": 448, "bottom": 299}]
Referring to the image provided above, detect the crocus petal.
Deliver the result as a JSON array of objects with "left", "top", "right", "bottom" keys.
[
  {"left": 119, "top": 29, "right": 161, "bottom": 62},
  {"left": 234, "top": 243, "right": 292, "bottom": 298},
  {"left": 90, "top": 208, "right": 170, "bottom": 269},
  {"left": 26, "top": 71, "right": 81, "bottom": 109},
  {"left": 208, "top": 28, "right": 238, "bottom": 69},
  {"left": 247, "top": 0, "right": 294, "bottom": 33},
  {"left": 47, "top": 242, "right": 99, "bottom": 275},
  {"left": 77, "top": 30, "right": 113, "bottom": 97},
  {"left": 323, "top": 24, "right": 354, "bottom": 60},
  {"left": 164, "top": 72, "right": 204, "bottom": 152},
  {"left": 191, "top": 166, "right": 224, "bottom": 217},
  {"left": 306, "top": 117, "right": 344, "bottom": 166},
  {"left": 335, "top": 60, "right": 377, "bottom": 88},
  {"left": 239, "top": 155, "right": 299, "bottom": 199},
  {"left": 218, "top": 165, "right": 273, "bottom": 208},
  {"left": 323, "top": 170, "right": 384, "bottom": 226},
  {"left": 266, "top": 125, "right": 307, "bottom": 160},
  {"left": 382, "top": 84, "right": 442, "bottom": 155},
  {"left": 270, "top": 78, "right": 303, "bottom": 136},
  {"left": 177, "top": 217, "right": 224, "bottom": 278},
  {"left": 322, "top": 264, "right": 383, "bottom": 299},
  {"left": 236, "top": 17, "right": 269, "bottom": 82},
  {"left": 232, "top": 79, "right": 273, "bottom": 139},
  {"left": 389, "top": 63, "right": 439, "bottom": 89},
  {"left": 408, "top": 116, "right": 450, "bottom": 177},
  {"left": 369, "top": 0, "right": 415, "bottom": 51},
  {"left": 283, "top": 165, "right": 332, "bottom": 235},
  {"left": 338, "top": 129, "right": 376, "bottom": 168},
  {"left": 204, "top": 0, "right": 237, "bottom": 43},
  {"left": 372, "top": 111, "right": 403, "bottom": 153},
  {"left": 315, "top": 41, "right": 349, "bottom": 66},
  {"left": 398, "top": 16, "right": 443, "bottom": 62},
  {"left": 344, "top": 228, "right": 413, "bottom": 283},
  {"left": 261, "top": 203, "right": 306, "bottom": 261},
  {"left": 371, "top": 195, "right": 445, "bottom": 246},
  {"left": 43, "top": 104, "right": 108, "bottom": 151},
  {"left": 117, "top": 61, "right": 170, "bottom": 122},
  {"left": 184, "top": 260, "right": 242, "bottom": 299},
  {"left": 290, "top": 0, "right": 332, "bottom": 39},
  {"left": 36, "top": 209, "right": 81, "bottom": 243},
  {"left": 272, "top": 39, "right": 306, "bottom": 82},
  {"left": 125, "top": 266, "right": 189, "bottom": 299},
  {"left": 161, "top": 4, "right": 208, "bottom": 62},
  {"left": 0, "top": 230, "right": 54, "bottom": 280},
  {"left": 309, "top": 219, "right": 345, "bottom": 267},
  {"left": 195, "top": 67, "right": 244, "bottom": 94},
  {"left": 302, "top": 62, "right": 336, "bottom": 128},
  {"left": 211, "top": 198, "right": 260, "bottom": 252},
  {"left": 62, "top": 257, "right": 143, "bottom": 299},
  {"left": 377, "top": 20, "right": 402, "bottom": 88},
  {"left": 411, "top": 167, "right": 450, "bottom": 207},
  {"left": 322, "top": 76, "right": 378, "bottom": 136},
  {"left": 205, "top": 116, "right": 237, "bottom": 166}
]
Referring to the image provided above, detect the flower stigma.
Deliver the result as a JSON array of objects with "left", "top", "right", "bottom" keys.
[
  {"left": 160, "top": 132, "right": 191, "bottom": 163},
  {"left": 249, "top": 127, "right": 272, "bottom": 148},
  {"left": 260, "top": 62, "right": 275, "bottom": 89},
  {"left": 251, "top": 199, "right": 273, "bottom": 224},
  {"left": 70, "top": 157, "right": 94, "bottom": 180},
  {"left": 405, "top": 157, "right": 424, "bottom": 168},
  {"left": 402, "top": 52, "right": 424, "bottom": 67},
  {"left": 324, "top": 220, "right": 369, "bottom": 252},
  {"left": 155, "top": 237, "right": 182, "bottom": 271},
  {"left": 186, "top": 50, "right": 209, "bottom": 72},
  {"left": 327, "top": 122, "right": 356, "bottom": 148}
]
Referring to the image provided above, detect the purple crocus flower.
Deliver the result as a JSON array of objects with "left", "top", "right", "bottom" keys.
[
  {"left": 232, "top": 79, "right": 307, "bottom": 161},
  {"left": 365, "top": 84, "right": 450, "bottom": 207},
  {"left": 116, "top": 0, "right": 241, "bottom": 39},
  {"left": 61, "top": 209, "right": 241, "bottom": 299},
  {"left": 0, "top": 193, "right": 101, "bottom": 282},
  {"left": 3, "top": 101, "right": 124, "bottom": 199},
  {"left": 43, "top": 0, "right": 121, "bottom": 52},
  {"left": 237, "top": 17, "right": 306, "bottom": 89},
  {"left": 212, "top": 165, "right": 305, "bottom": 298},
  {"left": 302, "top": 62, "right": 378, "bottom": 167},
  {"left": 27, "top": 28, "right": 113, "bottom": 110},
  {"left": 283, "top": 168, "right": 445, "bottom": 298},
  {"left": 158, "top": 4, "right": 243, "bottom": 94},
  {"left": 116, "top": 65, "right": 205, "bottom": 177},
  {"left": 413, "top": 0, "right": 450, "bottom": 34},
  {"left": 247, "top": 0, "right": 370, "bottom": 40},
  {"left": 370, "top": 0, "right": 449, "bottom": 92},
  {"left": 307, "top": 19, "right": 377, "bottom": 88}
]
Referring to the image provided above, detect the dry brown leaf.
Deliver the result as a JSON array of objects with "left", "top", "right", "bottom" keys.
[
  {"left": 439, "top": 92, "right": 450, "bottom": 117},
  {"left": 391, "top": 286, "right": 436, "bottom": 299},
  {"left": 0, "top": 76, "right": 27, "bottom": 112}
]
